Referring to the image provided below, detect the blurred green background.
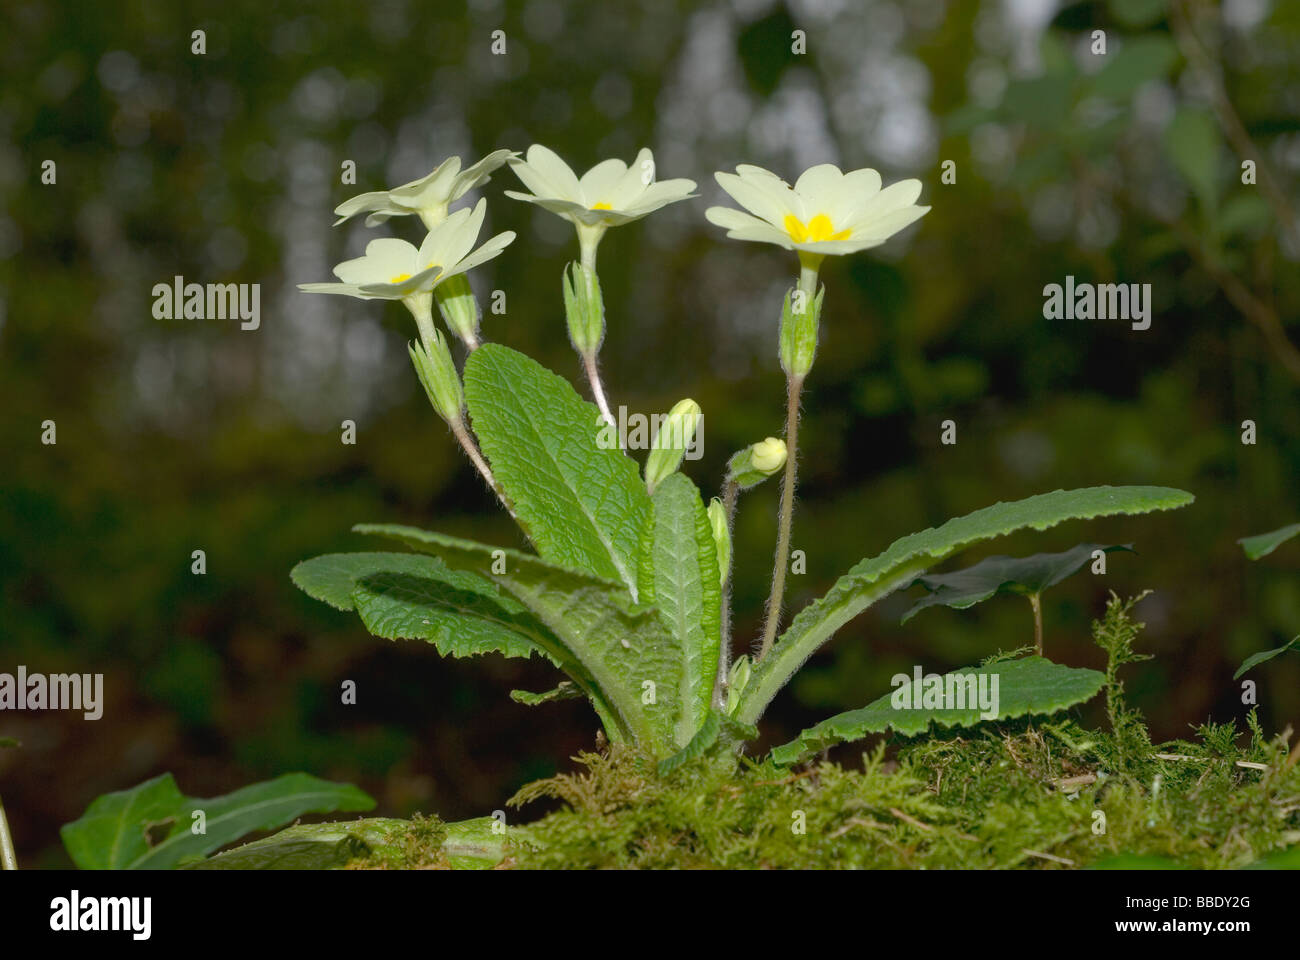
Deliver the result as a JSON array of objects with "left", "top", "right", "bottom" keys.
[{"left": 3, "top": 0, "right": 1300, "bottom": 866}]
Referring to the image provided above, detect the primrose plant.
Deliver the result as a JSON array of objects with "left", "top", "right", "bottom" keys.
[{"left": 288, "top": 145, "right": 1194, "bottom": 770}]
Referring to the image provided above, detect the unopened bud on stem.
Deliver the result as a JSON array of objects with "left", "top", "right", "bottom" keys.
[
  {"left": 726, "top": 437, "right": 787, "bottom": 490},
  {"left": 779, "top": 282, "right": 823, "bottom": 379},
  {"left": 644, "top": 398, "right": 702, "bottom": 494},
  {"left": 707, "top": 497, "right": 730, "bottom": 587},
  {"left": 562, "top": 261, "right": 605, "bottom": 359},
  {"left": 434, "top": 274, "right": 481, "bottom": 348},
  {"left": 408, "top": 331, "right": 465, "bottom": 426}
]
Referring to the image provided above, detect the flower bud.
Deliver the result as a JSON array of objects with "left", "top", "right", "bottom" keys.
[
  {"left": 726, "top": 437, "right": 787, "bottom": 490},
  {"left": 778, "top": 283, "right": 823, "bottom": 379},
  {"left": 434, "top": 273, "right": 481, "bottom": 347},
  {"left": 408, "top": 332, "right": 464, "bottom": 426},
  {"left": 707, "top": 497, "right": 730, "bottom": 587},
  {"left": 644, "top": 398, "right": 702, "bottom": 494},
  {"left": 725, "top": 654, "right": 752, "bottom": 715},
  {"left": 562, "top": 261, "right": 605, "bottom": 358}
]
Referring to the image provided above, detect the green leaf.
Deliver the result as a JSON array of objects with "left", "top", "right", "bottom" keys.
[
  {"left": 734, "top": 486, "right": 1193, "bottom": 726},
  {"left": 354, "top": 523, "right": 681, "bottom": 751},
  {"left": 657, "top": 710, "right": 758, "bottom": 776},
  {"left": 640, "top": 473, "right": 722, "bottom": 745},
  {"left": 1165, "top": 107, "right": 1220, "bottom": 212},
  {"left": 292, "top": 551, "right": 439, "bottom": 611},
  {"left": 441, "top": 816, "right": 514, "bottom": 870},
  {"left": 463, "top": 344, "right": 651, "bottom": 598},
  {"left": 1233, "top": 636, "right": 1300, "bottom": 679},
  {"left": 510, "top": 681, "right": 582, "bottom": 705},
  {"left": 0, "top": 737, "right": 18, "bottom": 749},
  {"left": 292, "top": 552, "right": 553, "bottom": 661},
  {"left": 183, "top": 817, "right": 511, "bottom": 870},
  {"left": 61, "top": 773, "right": 375, "bottom": 869},
  {"left": 770, "top": 657, "right": 1105, "bottom": 765},
  {"left": 1238, "top": 523, "right": 1300, "bottom": 560},
  {"left": 901, "top": 543, "right": 1132, "bottom": 623},
  {"left": 181, "top": 819, "right": 401, "bottom": 870},
  {"left": 353, "top": 571, "right": 556, "bottom": 661}
]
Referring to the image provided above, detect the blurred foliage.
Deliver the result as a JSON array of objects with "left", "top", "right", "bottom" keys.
[{"left": 2, "top": 0, "right": 1300, "bottom": 865}]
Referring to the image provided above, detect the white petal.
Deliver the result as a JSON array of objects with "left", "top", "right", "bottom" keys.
[
  {"left": 504, "top": 190, "right": 591, "bottom": 220},
  {"left": 793, "top": 163, "right": 844, "bottom": 198},
  {"left": 849, "top": 204, "right": 930, "bottom": 242},
  {"left": 579, "top": 157, "right": 629, "bottom": 204},
  {"left": 519, "top": 144, "right": 582, "bottom": 201},
  {"left": 848, "top": 179, "right": 924, "bottom": 227},
  {"left": 448, "top": 148, "right": 517, "bottom": 202},
  {"left": 333, "top": 190, "right": 397, "bottom": 224},
  {"left": 298, "top": 281, "right": 374, "bottom": 299},
  {"left": 389, "top": 157, "right": 460, "bottom": 207},
  {"left": 443, "top": 230, "right": 515, "bottom": 278},
  {"left": 362, "top": 237, "right": 421, "bottom": 275},
  {"left": 714, "top": 171, "right": 794, "bottom": 227}
]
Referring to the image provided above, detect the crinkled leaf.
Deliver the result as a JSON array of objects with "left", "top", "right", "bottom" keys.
[
  {"left": 61, "top": 772, "right": 375, "bottom": 869},
  {"left": 353, "top": 570, "right": 555, "bottom": 662},
  {"left": 1233, "top": 636, "right": 1300, "bottom": 680},
  {"left": 292, "top": 552, "right": 552, "bottom": 661},
  {"left": 354, "top": 523, "right": 680, "bottom": 751},
  {"left": 901, "top": 543, "right": 1132, "bottom": 623},
  {"left": 735, "top": 486, "right": 1193, "bottom": 726},
  {"left": 463, "top": 343, "right": 651, "bottom": 598},
  {"left": 1238, "top": 523, "right": 1300, "bottom": 560},
  {"left": 770, "top": 656, "right": 1105, "bottom": 765},
  {"left": 639, "top": 473, "right": 721, "bottom": 746}
]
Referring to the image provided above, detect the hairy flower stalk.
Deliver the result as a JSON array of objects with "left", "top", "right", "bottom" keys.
[
  {"left": 405, "top": 295, "right": 514, "bottom": 518},
  {"left": 706, "top": 162, "right": 929, "bottom": 661},
  {"left": 508, "top": 145, "right": 696, "bottom": 432},
  {"left": 712, "top": 484, "right": 737, "bottom": 707},
  {"left": 760, "top": 260, "right": 821, "bottom": 659},
  {"left": 715, "top": 438, "right": 786, "bottom": 703}
]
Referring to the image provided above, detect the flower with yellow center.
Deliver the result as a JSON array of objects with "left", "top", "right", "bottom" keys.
[
  {"left": 705, "top": 163, "right": 929, "bottom": 258},
  {"left": 298, "top": 199, "right": 515, "bottom": 304},
  {"left": 505, "top": 144, "right": 696, "bottom": 266},
  {"left": 332, "top": 149, "right": 517, "bottom": 229}
]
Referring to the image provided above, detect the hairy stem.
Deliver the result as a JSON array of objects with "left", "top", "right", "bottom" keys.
[
  {"left": 0, "top": 794, "right": 16, "bottom": 870},
  {"left": 759, "top": 374, "right": 804, "bottom": 660},
  {"left": 714, "top": 478, "right": 740, "bottom": 707},
  {"left": 449, "top": 418, "right": 517, "bottom": 521},
  {"left": 1030, "top": 593, "right": 1043, "bottom": 655},
  {"left": 583, "top": 352, "right": 617, "bottom": 432}
]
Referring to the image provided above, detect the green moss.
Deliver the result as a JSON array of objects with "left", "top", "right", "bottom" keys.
[
  {"left": 494, "top": 594, "right": 1300, "bottom": 869},
  {"left": 346, "top": 813, "right": 450, "bottom": 869}
]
